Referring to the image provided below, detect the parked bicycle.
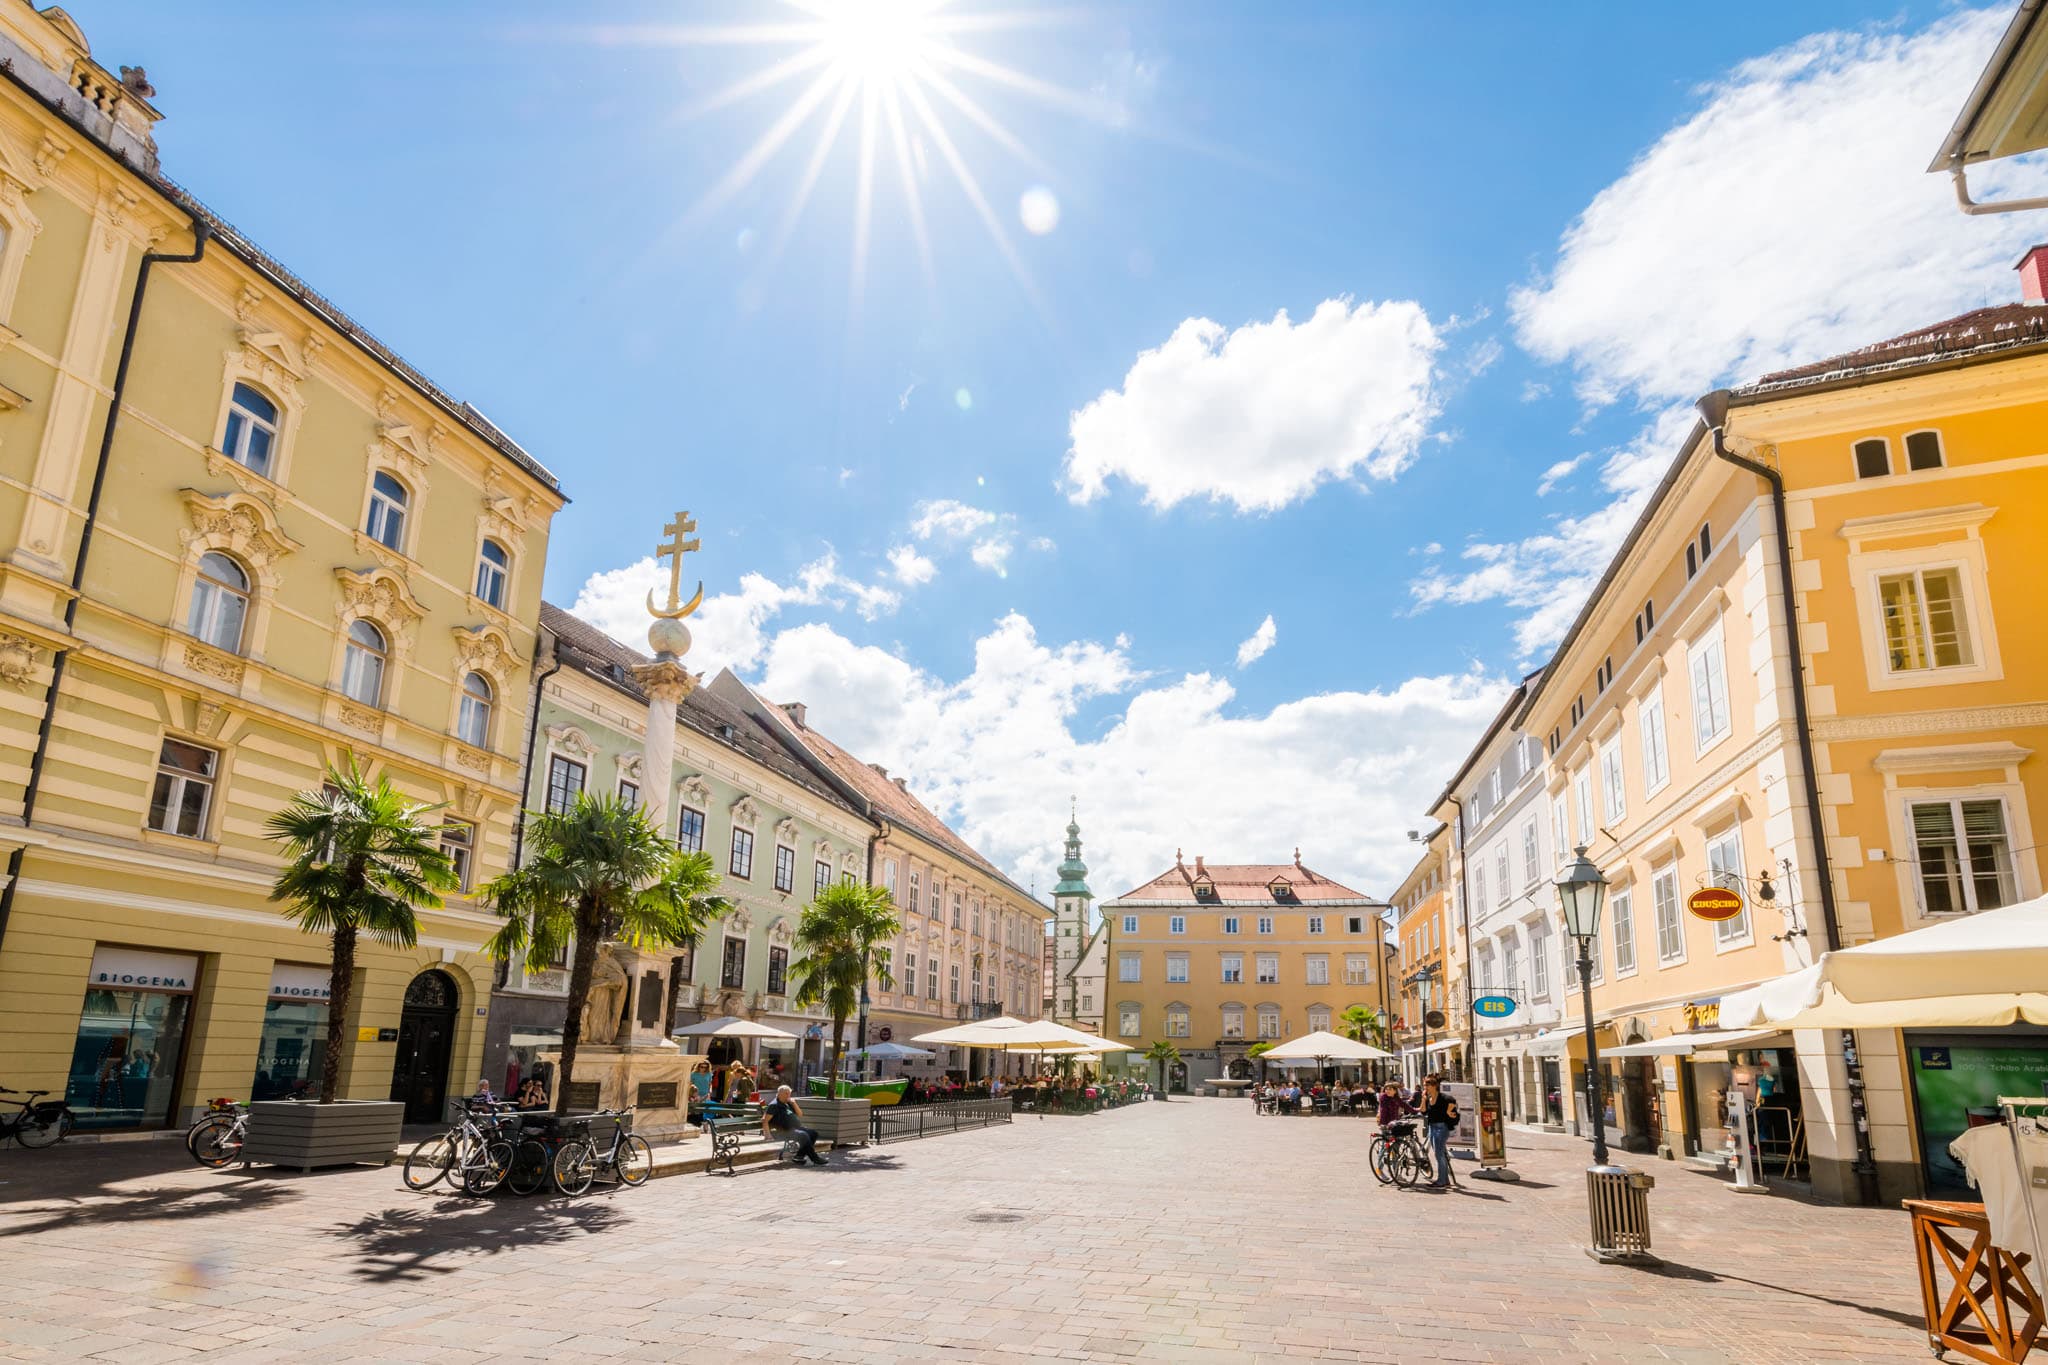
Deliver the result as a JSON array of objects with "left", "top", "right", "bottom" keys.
[
  {"left": 401, "top": 1098, "right": 517, "bottom": 1195},
  {"left": 1369, "top": 1117, "right": 1431, "bottom": 1187},
  {"left": 549, "top": 1109, "right": 652, "bottom": 1196},
  {"left": 185, "top": 1098, "right": 248, "bottom": 1168},
  {"left": 0, "top": 1086, "right": 73, "bottom": 1148}
]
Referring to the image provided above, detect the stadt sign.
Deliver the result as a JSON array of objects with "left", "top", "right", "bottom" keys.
[
  {"left": 1473, "top": 994, "right": 1517, "bottom": 1018},
  {"left": 1687, "top": 887, "right": 1744, "bottom": 922}
]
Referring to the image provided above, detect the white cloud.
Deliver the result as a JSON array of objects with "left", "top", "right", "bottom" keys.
[
  {"left": 1520, "top": 380, "right": 1551, "bottom": 403},
  {"left": 1029, "top": 536, "right": 1057, "bottom": 553},
  {"left": 569, "top": 551, "right": 901, "bottom": 674},
  {"left": 754, "top": 614, "right": 1508, "bottom": 899},
  {"left": 1235, "top": 615, "right": 1277, "bottom": 668},
  {"left": 886, "top": 544, "right": 936, "bottom": 587},
  {"left": 1512, "top": 8, "right": 2048, "bottom": 408},
  {"left": 1064, "top": 297, "right": 1444, "bottom": 513},
  {"left": 1535, "top": 455, "right": 1586, "bottom": 496},
  {"left": 970, "top": 537, "right": 1013, "bottom": 578},
  {"left": 911, "top": 498, "right": 998, "bottom": 541},
  {"left": 1409, "top": 407, "right": 1696, "bottom": 658}
]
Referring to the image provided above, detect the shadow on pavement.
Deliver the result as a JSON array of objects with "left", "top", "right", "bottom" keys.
[
  {"left": 331, "top": 1193, "right": 626, "bottom": 1283},
  {"left": 0, "top": 1175, "right": 301, "bottom": 1237},
  {"left": 1644, "top": 1261, "right": 1924, "bottom": 1330}
]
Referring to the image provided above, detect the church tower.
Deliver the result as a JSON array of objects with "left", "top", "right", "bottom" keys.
[{"left": 1052, "top": 804, "right": 1093, "bottom": 1018}]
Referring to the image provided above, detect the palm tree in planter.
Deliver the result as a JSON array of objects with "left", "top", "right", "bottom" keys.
[
  {"left": 1144, "top": 1040, "right": 1181, "bottom": 1098},
  {"left": 484, "top": 793, "right": 723, "bottom": 1115},
  {"left": 268, "top": 762, "right": 458, "bottom": 1106},
  {"left": 789, "top": 881, "right": 900, "bottom": 1098},
  {"left": 1246, "top": 1040, "right": 1276, "bottom": 1086}
]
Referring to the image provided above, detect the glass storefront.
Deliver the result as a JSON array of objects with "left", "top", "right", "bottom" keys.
[
  {"left": 1689, "top": 1045, "right": 1803, "bottom": 1179},
  {"left": 1905, "top": 1029, "right": 2048, "bottom": 1197},
  {"left": 505, "top": 1028, "right": 562, "bottom": 1098},
  {"left": 65, "top": 947, "right": 198, "bottom": 1130},
  {"left": 253, "top": 963, "right": 331, "bottom": 1101}
]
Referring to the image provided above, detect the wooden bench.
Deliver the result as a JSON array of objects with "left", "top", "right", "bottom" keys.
[{"left": 700, "top": 1103, "right": 767, "bottom": 1177}]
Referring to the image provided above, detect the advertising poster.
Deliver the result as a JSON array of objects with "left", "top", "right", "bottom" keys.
[
  {"left": 1445, "top": 1082, "right": 1479, "bottom": 1153},
  {"left": 1476, "top": 1083, "right": 1508, "bottom": 1166},
  {"left": 1908, "top": 1041, "right": 2048, "bottom": 1193}
]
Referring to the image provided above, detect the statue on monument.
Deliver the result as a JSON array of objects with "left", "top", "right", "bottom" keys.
[{"left": 581, "top": 943, "right": 630, "bottom": 1046}]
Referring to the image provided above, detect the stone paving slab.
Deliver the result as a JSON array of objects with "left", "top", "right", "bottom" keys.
[{"left": 0, "top": 1099, "right": 1928, "bottom": 1361}]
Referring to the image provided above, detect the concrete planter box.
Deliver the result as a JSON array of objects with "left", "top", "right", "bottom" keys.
[
  {"left": 242, "top": 1100, "right": 405, "bottom": 1172},
  {"left": 801, "top": 1097, "right": 871, "bottom": 1148}
]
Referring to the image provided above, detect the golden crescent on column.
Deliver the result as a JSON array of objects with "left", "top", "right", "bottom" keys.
[{"left": 648, "top": 510, "right": 706, "bottom": 620}]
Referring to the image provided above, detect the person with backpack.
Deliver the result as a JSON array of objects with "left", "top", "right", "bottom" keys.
[{"left": 1422, "top": 1077, "right": 1460, "bottom": 1189}]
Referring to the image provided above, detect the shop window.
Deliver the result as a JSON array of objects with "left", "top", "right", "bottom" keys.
[
  {"left": 474, "top": 539, "right": 509, "bottom": 609},
  {"left": 772, "top": 844, "right": 795, "bottom": 893},
  {"left": 255, "top": 964, "right": 330, "bottom": 1101},
  {"left": 545, "top": 755, "right": 586, "bottom": 814},
  {"left": 729, "top": 827, "right": 754, "bottom": 879},
  {"left": 187, "top": 552, "right": 250, "bottom": 653},
  {"left": 457, "top": 672, "right": 493, "bottom": 748},
  {"left": 148, "top": 738, "right": 218, "bottom": 839},
  {"left": 1879, "top": 568, "right": 1974, "bottom": 673},
  {"left": 341, "top": 619, "right": 387, "bottom": 706},
  {"left": 69, "top": 947, "right": 198, "bottom": 1131},
  {"left": 677, "top": 805, "right": 705, "bottom": 854},
  {"left": 1911, "top": 798, "right": 2018, "bottom": 915},
  {"left": 365, "top": 471, "right": 409, "bottom": 552},
  {"left": 221, "top": 383, "right": 279, "bottom": 478},
  {"left": 440, "top": 820, "right": 474, "bottom": 891}
]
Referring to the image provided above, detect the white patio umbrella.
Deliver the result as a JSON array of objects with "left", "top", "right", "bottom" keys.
[
  {"left": 842, "top": 1042, "right": 936, "bottom": 1060},
  {"left": 672, "top": 1015, "right": 801, "bottom": 1076},
  {"left": 1260, "top": 1029, "right": 1394, "bottom": 1062},
  {"left": 1719, "top": 893, "right": 2048, "bottom": 1030}
]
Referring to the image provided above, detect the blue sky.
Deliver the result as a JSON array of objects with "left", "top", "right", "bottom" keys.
[{"left": 74, "top": 2, "right": 2048, "bottom": 901}]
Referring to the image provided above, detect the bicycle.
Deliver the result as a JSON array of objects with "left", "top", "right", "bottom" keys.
[
  {"left": 550, "top": 1109, "right": 652, "bottom": 1196},
  {"left": 505, "top": 1112, "right": 573, "bottom": 1197},
  {"left": 0, "top": 1086, "right": 73, "bottom": 1148},
  {"left": 186, "top": 1098, "right": 248, "bottom": 1168},
  {"left": 1369, "top": 1117, "right": 1432, "bottom": 1188},
  {"left": 401, "top": 1099, "right": 517, "bottom": 1195}
]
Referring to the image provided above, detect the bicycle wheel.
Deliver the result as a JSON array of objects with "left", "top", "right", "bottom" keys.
[
  {"left": 185, "top": 1114, "right": 233, "bottom": 1165},
  {"left": 552, "top": 1138, "right": 595, "bottom": 1196},
  {"left": 1392, "top": 1141, "right": 1426, "bottom": 1188},
  {"left": 15, "top": 1108, "right": 70, "bottom": 1149},
  {"left": 464, "top": 1140, "right": 514, "bottom": 1195},
  {"left": 402, "top": 1135, "right": 458, "bottom": 1191},
  {"left": 190, "top": 1117, "right": 243, "bottom": 1168},
  {"left": 506, "top": 1139, "right": 551, "bottom": 1196},
  {"left": 1367, "top": 1135, "right": 1394, "bottom": 1186},
  {"left": 615, "top": 1134, "right": 653, "bottom": 1187}
]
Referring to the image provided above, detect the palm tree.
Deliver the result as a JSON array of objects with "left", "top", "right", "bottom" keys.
[
  {"left": 1246, "top": 1039, "right": 1276, "bottom": 1085},
  {"left": 1144, "top": 1040, "right": 1181, "bottom": 1097},
  {"left": 1340, "top": 1004, "right": 1388, "bottom": 1049},
  {"left": 267, "top": 761, "right": 458, "bottom": 1104},
  {"left": 484, "top": 794, "right": 723, "bottom": 1115},
  {"left": 789, "top": 881, "right": 900, "bottom": 1097}
]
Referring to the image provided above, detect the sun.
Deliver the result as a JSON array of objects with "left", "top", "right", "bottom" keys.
[{"left": 812, "top": 0, "right": 940, "bottom": 86}]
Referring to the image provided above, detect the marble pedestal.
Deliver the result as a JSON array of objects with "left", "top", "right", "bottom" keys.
[{"left": 540, "top": 1042, "right": 708, "bottom": 1143}]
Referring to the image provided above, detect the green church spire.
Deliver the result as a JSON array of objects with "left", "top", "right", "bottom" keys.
[{"left": 1053, "top": 799, "right": 1092, "bottom": 900}]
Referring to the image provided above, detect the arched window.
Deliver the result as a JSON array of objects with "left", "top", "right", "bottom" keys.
[
  {"left": 221, "top": 384, "right": 278, "bottom": 478},
  {"left": 457, "top": 671, "right": 493, "bottom": 747},
  {"left": 187, "top": 551, "right": 250, "bottom": 653},
  {"left": 341, "top": 619, "right": 387, "bottom": 705},
  {"left": 365, "top": 472, "right": 409, "bottom": 551},
  {"left": 474, "top": 538, "right": 509, "bottom": 609}
]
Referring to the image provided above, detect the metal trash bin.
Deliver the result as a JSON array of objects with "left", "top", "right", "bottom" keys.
[{"left": 1586, "top": 1166, "right": 1658, "bottom": 1263}]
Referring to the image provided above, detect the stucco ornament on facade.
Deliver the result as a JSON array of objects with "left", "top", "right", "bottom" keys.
[
  {"left": 679, "top": 773, "right": 712, "bottom": 807},
  {"left": 616, "top": 751, "right": 643, "bottom": 783},
  {"left": 544, "top": 723, "right": 596, "bottom": 760},
  {"left": 451, "top": 624, "right": 520, "bottom": 681},
  {"left": 731, "top": 795, "right": 758, "bottom": 828},
  {"left": 179, "top": 489, "right": 299, "bottom": 579},
  {"left": 0, "top": 632, "right": 37, "bottom": 688}
]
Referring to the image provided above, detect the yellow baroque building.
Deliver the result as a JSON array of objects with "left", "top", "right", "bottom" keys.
[
  {"left": 0, "top": 4, "right": 564, "bottom": 1132},
  {"left": 1518, "top": 254, "right": 2048, "bottom": 1203}
]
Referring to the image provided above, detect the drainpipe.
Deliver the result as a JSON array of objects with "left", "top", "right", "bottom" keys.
[
  {"left": 1448, "top": 800, "right": 1475, "bottom": 1082},
  {"left": 509, "top": 625, "right": 561, "bottom": 871},
  {"left": 1697, "top": 388, "right": 1880, "bottom": 1207},
  {"left": 0, "top": 219, "right": 210, "bottom": 954}
]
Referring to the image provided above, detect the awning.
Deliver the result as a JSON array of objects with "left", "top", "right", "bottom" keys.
[
  {"left": 1600, "top": 1029, "right": 1786, "bottom": 1058},
  {"left": 1527, "top": 1032, "right": 1573, "bottom": 1057}
]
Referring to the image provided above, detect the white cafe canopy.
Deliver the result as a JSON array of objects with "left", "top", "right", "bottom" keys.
[
  {"left": 1602, "top": 1029, "right": 1785, "bottom": 1058},
  {"left": 1259, "top": 1030, "right": 1393, "bottom": 1062},
  {"left": 843, "top": 1041, "right": 935, "bottom": 1060},
  {"left": 1719, "top": 893, "right": 2048, "bottom": 1031},
  {"left": 672, "top": 1015, "right": 799, "bottom": 1040},
  {"left": 913, "top": 1017, "right": 1134, "bottom": 1053}
]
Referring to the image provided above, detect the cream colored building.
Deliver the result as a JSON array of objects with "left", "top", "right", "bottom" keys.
[{"left": 0, "top": 3, "right": 563, "bottom": 1130}]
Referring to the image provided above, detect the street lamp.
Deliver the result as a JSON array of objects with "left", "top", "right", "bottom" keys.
[
  {"left": 1556, "top": 844, "right": 1611, "bottom": 1167},
  {"left": 1410, "top": 964, "right": 1439, "bottom": 1088}
]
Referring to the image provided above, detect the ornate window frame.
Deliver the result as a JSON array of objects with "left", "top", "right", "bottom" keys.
[
  {"left": 329, "top": 567, "right": 424, "bottom": 737},
  {"left": 470, "top": 468, "right": 533, "bottom": 623},
  {"left": 166, "top": 489, "right": 301, "bottom": 688},
  {"left": 206, "top": 325, "right": 309, "bottom": 496},
  {"left": 0, "top": 139, "right": 43, "bottom": 329},
  {"left": 446, "top": 624, "right": 520, "bottom": 758}
]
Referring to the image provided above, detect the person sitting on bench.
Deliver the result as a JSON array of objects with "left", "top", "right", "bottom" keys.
[{"left": 762, "top": 1085, "right": 827, "bottom": 1167}]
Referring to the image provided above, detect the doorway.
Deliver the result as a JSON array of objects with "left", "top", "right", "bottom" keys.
[{"left": 389, "top": 969, "right": 458, "bottom": 1123}]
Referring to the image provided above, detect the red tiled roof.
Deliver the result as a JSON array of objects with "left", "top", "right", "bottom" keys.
[
  {"left": 1110, "top": 860, "right": 1379, "bottom": 904},
  {"left": 1743, "top": 304, "right": 2048, "bottom": 393}
]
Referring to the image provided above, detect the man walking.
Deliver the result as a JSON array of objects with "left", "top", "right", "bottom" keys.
[
  {"left": 762, "top": 1084, "right": 828, "bottom": 1167},
  {"left": 1422, "top": 1076, "right": 1460, "bottom": 1189}
]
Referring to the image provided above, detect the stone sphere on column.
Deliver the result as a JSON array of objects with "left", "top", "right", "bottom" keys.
[{"left": 648, "top": 617, "right": 691, "bottom": 659}]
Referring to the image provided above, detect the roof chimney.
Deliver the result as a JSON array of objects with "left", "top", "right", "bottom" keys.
[
  {"left": 868, "top": 763, "right": 888, "bottom": 780},
  {"left": 780, "top": 701, "right": 807, "bottom": 728},
  {"left": 1193, "top": 855, "right": 1205, "bottom": 876},
  {"left": 892, "top": 777, "right": 908, "bottom": 792},
  {"left": 2020, "top": 245, "right": 2048, "bottom": 305}
]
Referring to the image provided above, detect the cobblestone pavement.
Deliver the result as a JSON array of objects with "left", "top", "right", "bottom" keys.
[{"left": 0, "top": 1098, "right": 1928, "bottom": 1363}]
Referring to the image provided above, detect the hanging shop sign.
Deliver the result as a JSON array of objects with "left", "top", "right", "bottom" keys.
[
  {"left": 88, "top": 946, "right": 198, "bottom": 994},
  {"left": 1424, "top": 1009, "right": 1446, "bottom": 1030},
  {"left": 268, "top": 963, "right": 332, "bottom": 1002},
  {"left": 1474, "top": 994, "right": 1517, "bottom": 1019},
  {"left": 878, "top": 1026, "right": 893, "bottom": 1042},
  {"left": 1687, "top": 887, "right": 1744, "bottom": 922}
]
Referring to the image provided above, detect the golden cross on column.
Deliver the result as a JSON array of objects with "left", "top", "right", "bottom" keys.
[{"left": 645, "top": 511, "right": 706, "bottom": 620}]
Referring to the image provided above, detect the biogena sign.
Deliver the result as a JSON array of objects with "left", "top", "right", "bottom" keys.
[{"left": 93, "top": 968, "right": 192, "bottom": 991}]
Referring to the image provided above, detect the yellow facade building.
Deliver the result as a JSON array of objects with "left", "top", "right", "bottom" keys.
[
  {"left": 0, "top": 3, "right": 563, "bottom": 1131},
  {"left": 1517, "top": 255, "right": 2048, "bottom": 1202},
  {"left": 1389, "top": 827, "right": 1452, "bottom": 1080},
  {"left": 1102, "top": 855, "right": 1388, "bottom": 1091}
]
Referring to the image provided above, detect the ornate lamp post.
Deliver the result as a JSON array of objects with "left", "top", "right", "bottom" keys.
[{"left": 1556, "top": 845, "right": 1611, "bottom": 1167}]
